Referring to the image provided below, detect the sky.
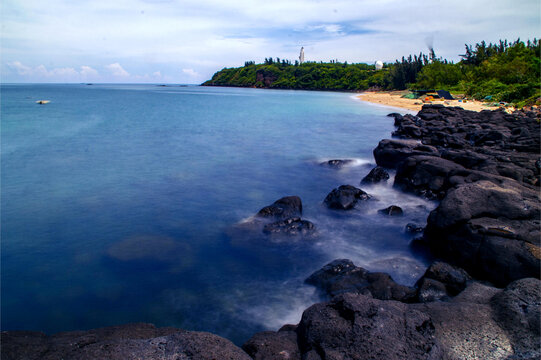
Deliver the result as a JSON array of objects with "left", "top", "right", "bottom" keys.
[{"left": 1, "top": 0, "right": 540, "bottom": 84}]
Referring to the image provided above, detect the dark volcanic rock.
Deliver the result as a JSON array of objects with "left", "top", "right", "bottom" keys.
[
  {"left": 262, "top": 217, "right": 316, "bottom": 237},
  {"left": 411, "top": 284, "right": 515, "bottom": 359},
  {"left": 394, "top": 155, "right": 467, "bottom": 199},
  {"left": 378, "top": 205, "right": 404, "bottom": 216},
  {"left": 423, "top": 261, "right": 472, "bottom": 296},
  {"left": 296, "top": 293, "right": 443, "bottom": 360},
  {"left": 305, "top": 259, "right": 416, "bottom": 302},
  {"left": 228, "top": 195, "right": 318, "bottom": 243},
  {"left": 242, "top": 328, "right": 300, "bottom": 360},
  {"left": 391, "top": 105, "right": 540, "bottom": 186},
  {"left": 382, "top": 105, "right": 540, "bottom": 306},
  {"left": 257, "top": 196, "right": 302, "bottom": 220},
  {"left": 416, "top": 277, "right": 449, "bottom": 303},
  {"left": 406, "top": 223, "right": 425, "bottom": 234},
  {"left": 490, "top": 278, "right": 541, "bottom": 358},
  {"left": 373, "top": 139, "right": 440, "bottom": 169},
  {"left": 320, "top": 159, "right": 353, "bottom": 169},
  {"left": 0, "top": 323, "right": 251, "bottom": 360},
  {"left": 361, "top": 166, "right": 390, "bottom": 184},
  {"left": 425, "top": 180, "right": 540, "bottom": 286},
  {"left": 420, "top": 261, "right": 472, "bottom": 296},
  {"left": 323, "top": 185, "right": 371, "bottom": 210}
]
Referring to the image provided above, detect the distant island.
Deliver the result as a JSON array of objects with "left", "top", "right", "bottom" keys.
[{"left": 203, "top": 39, "right": 540, "bottom": 107}]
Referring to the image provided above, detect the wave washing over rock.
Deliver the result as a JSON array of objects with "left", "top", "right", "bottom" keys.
[{"left": 3, "top": 105, "right": 540, "bottom": 359}]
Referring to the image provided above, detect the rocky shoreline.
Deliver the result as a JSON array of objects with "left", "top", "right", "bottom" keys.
[{"left": 3, "top": 105, "right": 540, "bottom": 359}]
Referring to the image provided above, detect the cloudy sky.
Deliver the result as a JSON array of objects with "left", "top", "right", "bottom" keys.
[{"left": 2, "top": 0, "right": 539, "bottom": 83}]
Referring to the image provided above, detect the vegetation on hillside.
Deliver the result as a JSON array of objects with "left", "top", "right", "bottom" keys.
[{"left": 202, "top": 39, "right": 540, "bottom": 106}]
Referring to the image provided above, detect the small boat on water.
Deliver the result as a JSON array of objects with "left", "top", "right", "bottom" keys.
[{"left": 36, "top": 100, "right": 50, "bottom": 104}]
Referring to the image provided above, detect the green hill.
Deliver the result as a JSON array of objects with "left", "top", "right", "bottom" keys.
[
  {"left": 202, "top": 60, "right": 389, "bottom": 91},
  {"left": 202, "top": 39, "right": 540, "bottom": 106}
]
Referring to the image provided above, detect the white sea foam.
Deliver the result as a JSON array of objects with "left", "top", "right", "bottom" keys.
[{"left": 312, "top": 157, "right": 373, "bottom": 168}]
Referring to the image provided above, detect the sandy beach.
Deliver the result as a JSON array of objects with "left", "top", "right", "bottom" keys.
[{"left": 357, "top": 91, "right": 505, "bottom": 112}]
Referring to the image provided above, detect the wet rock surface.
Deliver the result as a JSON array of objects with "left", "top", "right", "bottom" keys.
[
  {"left": 227, "top": 195, "right": 317, "bottom": 242},
  {"left": 262, "top": 217, "right": 316, "bottom": 237},
  {"left": 378, "top": 205, "right": 404, "bottom": 216},
  {"left": 256, "top": 196, "right": 303, "bottom": 220},
  {"left": 323, "top": 184, "right": 371, "bottom": 210},
  {"left": 361, "top": 166, "right": 390, "bottom": 184},
  {"left": 305, "top": 259, "right": 417, "bottom": 302}
]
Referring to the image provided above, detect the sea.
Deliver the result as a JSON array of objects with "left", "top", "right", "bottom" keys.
[{"left": 1, "top": 84, "right": 435, "bottom": 344}]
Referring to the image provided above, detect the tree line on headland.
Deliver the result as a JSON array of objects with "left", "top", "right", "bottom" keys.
[{"left": 202, "top": 39, "right": 540, "bottom": 106}]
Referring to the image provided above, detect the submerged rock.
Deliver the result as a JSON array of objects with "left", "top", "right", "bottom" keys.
[
  {"left": 262, "top": 217, "right": 316, "bottom": 237},
  {"left": 406, "top": 223, "right": 425, "bottom": 234},
  {"left": 319, "top": 159, "right": 353, "bottom": 169},
  {"left": 378, "top": 205, "right": 404, "bottom": 216},
  {"left": 323, "top": 185, "right": 371, "bottom": 210},
  {"left": 361, "top": 166, "right": 390, "bottom": 184}
]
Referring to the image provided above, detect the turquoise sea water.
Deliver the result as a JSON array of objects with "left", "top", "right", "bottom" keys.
[{"left": 1, "top": 84, "right": 435, "bottom": 344}]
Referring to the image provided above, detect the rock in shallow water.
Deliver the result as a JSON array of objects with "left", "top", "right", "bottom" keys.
[
  {"left": 262, "top": 217, "right": 316, "bottom": 237},
  {"left": 361, "top": 166, "right": 390, "bottom": 184},
  {"left": 378, "top": 205, "right": 404, "bottom": 216},
  {"left": 228, "top": 195, "right": 317, "bottom": 243},
  {"left": 305, "top": 259, "right": 416, "bottom": 302},
  {"left": 323, "top": 185, "right": 371, "bottom": 210},
  {"left": 406, "top": 223, "right": 425, "bottom": 234},
  {"left": 319, "top": 159, "right": 353, "bottom": 169},
  {"left": 257, "top": 196, "right": 303, "bottom": 220}
]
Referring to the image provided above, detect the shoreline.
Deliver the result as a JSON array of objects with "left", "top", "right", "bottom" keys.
[
  {"left": 2, "top": 103, "right": 539, "bottom": 359},
  {"left": 357, "top": 91, "right": 507, "bottom": 112}
]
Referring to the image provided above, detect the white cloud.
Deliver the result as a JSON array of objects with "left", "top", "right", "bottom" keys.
[
  {"left": 81, "top": 65, "right": 98, "bottom": 77},
  {"left": 182, "top": 68, "right": 198, "bottom": 77},
  {"left": 1, "top": 0, "right": 539, "bottom": 82},
  {"left": 51, "top": 67, "right": 78, "bottom": 77},
  {"left": 105, "top": 63, "right": 129, "bottom": 77},
  {"left": 9, "top": 61, "right": 33, "bottom": 75}
]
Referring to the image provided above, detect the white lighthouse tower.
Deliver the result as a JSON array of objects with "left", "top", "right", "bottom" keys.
[{"left": 299, "top": 47, "right": 305, "bottom": 64}]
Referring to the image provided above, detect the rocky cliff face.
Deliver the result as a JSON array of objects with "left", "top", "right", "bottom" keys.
[{"left": 255, "top": 69, "right": 278, "bottom": 87}]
